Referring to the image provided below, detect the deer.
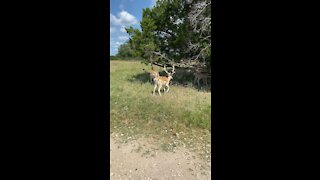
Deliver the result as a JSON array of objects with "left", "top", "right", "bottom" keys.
[
  {"left": 142, "top": 64, "right": 159, "bottom": 84},
  {"left": 194, "top": 67, "right": 211, "bottom": 87},
  {"left": 153, "top": 65, "right": 175, "bottom": 96}
]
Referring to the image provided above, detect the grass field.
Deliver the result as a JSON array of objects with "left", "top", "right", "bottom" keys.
[{"left": 110, "top": 60, "right": 211, "bottom": 157}]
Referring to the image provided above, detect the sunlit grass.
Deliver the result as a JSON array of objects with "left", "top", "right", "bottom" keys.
[{"left": 110, "top": 60, "right": 211, "bottom": 158}]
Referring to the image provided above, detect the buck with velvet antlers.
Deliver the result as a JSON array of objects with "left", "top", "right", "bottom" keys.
[{"left": 153, "top": 65, "right": 175, "bottom": 96}]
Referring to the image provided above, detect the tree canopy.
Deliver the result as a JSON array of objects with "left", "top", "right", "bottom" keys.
[{"left": 120, "top": 0, "right": 211, "bottom": 70}]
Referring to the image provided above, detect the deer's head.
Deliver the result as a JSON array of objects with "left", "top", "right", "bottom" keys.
[{"left": 163, "top": 65, "right": 175, "bottom": 79}]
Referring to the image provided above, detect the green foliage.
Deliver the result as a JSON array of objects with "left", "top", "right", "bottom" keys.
[
  {"left": 110, "top": 55, "right": 120, "bottom": 60},
  {"left": 152, "top": 0, "right": 190, "bottom": 61},
  {"left": 116, "top": 42, "right": 135, "bottom": 58},
  {"left": 110, "top": 55, "right": 142, "bottom": 61},
  {"left": 125, "top": 8, "right": 159, "bottom": 65},
  {"left": 121, "top": 0, "right": 211, "bottom": 69}
]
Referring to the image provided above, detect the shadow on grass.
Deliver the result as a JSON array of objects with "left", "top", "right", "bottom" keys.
[
  {"left": 127, "top": 72, "right": 151, "bottom": 84},
  {"left": 128, "top": 69, "right": 212, "bottom": 92}
]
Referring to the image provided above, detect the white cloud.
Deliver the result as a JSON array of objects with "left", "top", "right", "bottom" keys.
[
  {"left": 110, "top": 11, "right": 138, "bottom": 26},
  {"left": 150, "top": 0, "right": 158, "bottom": 7},
  {"left": 120, "top": 26, "right": 127, "bottom": 33},
  {"left": 113, "top": 42, "right": 123, "bottom": 48},
  {"left": 111, "top": 42, "right": 121, "bottom": 50},
  {"left": 119, "top": 35, "right": 129, "bottom": 42},
  {"left": 110, "top": 9, "right": 137, "bottom": 55}
]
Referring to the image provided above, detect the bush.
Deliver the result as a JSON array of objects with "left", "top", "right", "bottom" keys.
[
  {"left": 110, "top": 56, "right": 120, "bottom": 60},
  {"left": 110, "top": 55, "right": 143, "bottom": 61}
]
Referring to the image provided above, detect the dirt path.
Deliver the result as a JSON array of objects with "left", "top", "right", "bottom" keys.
[{"left": 110, "top": 135, "right": 211, "bottom": 180}]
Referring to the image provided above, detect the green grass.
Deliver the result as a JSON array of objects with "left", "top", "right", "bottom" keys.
[{"left": 110, "top": 60, "right": 211, "bottom": 158}]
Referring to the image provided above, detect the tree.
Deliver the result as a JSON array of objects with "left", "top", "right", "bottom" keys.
[
  {"left": 116, "top": 42, "right": 135, "bottom": 58},
  {"left": 184, "top": 0, "right": 211, "bottom": 69},
  {"left": 126, "top": 0, "right": 211, "bottom": 70},
  {"left": 126, "top": 8, "right": 159, "bottom": 65}
]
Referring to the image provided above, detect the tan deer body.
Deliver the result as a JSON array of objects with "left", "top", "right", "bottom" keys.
[
  {"left": 149, "top": 70, "right": 159, "bottom": 83},
  {"left": 194, "top": 67, "right": 210, "bottom": 87},
  {"left": 143, "top": 65, "right": 159, "bottom": 84},
  {"left": 153, "top": 65, "right": 175, "bottom": 96},
  {"left": 194, "top": 72, "right": 210, "bottom": 87}
]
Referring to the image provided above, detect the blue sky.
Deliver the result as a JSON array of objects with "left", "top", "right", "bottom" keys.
[{"left": 110, "top": 0, "right": 157, "bottom": 55}]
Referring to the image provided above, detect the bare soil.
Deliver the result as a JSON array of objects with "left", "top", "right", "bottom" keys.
[{"left": 110, "top": 134, "right": 211, "bottom": 180}]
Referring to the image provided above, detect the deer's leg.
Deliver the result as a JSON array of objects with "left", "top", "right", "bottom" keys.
[
  {"left": 158, "top": 84, "right": 162, "bottom": 96},
  {"left": 163, "top": 86, "right": 166, "bottom": 92},
  {"left": 165, "top": 84, "right": 170, "bottom": 93},
  {"left": 153, "top": 84, "right": 157, "bottom": 95},
  {"left": 194, "top": 77, "right": 198, "bottom": 86}
]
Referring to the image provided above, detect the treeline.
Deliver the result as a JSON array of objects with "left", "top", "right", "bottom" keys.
[
  {"left": 111, "top": 42, "right": 142, "bottom": 60},
  {"left": 110, "top": 55, "right": 142, "bottom": 61},
  {"left": 117, "top": 0, "right": 211, "bottom": 71}
]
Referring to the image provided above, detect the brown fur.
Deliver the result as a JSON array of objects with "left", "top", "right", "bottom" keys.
[
  {"left": 143, "top": 65, "right": 159, "bottom": 84},
  {"left": 194, "top": 72, "right": 210, "bottom": 87},
  {"left": 153, "top": 65, "right": 175, "bottom": 96}
]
